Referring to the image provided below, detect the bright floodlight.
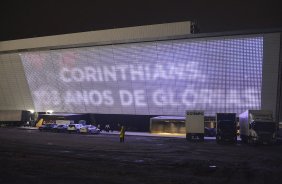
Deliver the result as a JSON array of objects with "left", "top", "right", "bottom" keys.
[{"left": 46, "top": 110, "right": 53, "bottom": 114}]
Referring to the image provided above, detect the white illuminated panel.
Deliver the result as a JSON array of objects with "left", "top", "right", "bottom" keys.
[{"left": 20, "top": 36, "right": 263, "bottom": 116}]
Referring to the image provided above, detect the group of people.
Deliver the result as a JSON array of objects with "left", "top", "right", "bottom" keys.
[
  {"left": 97, "top": 124, "right": 113, "bottom": 132},
  {"left": 96, "top": 123, "right": 126, "bottom": 143}
]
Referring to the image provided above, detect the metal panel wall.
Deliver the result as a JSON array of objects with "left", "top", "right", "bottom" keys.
[
  {"left": 0, "top": 33, "right": 280, "bottom": 117},
  {"left": 19, "top": 35, "right": 264, "bottom": 116}
]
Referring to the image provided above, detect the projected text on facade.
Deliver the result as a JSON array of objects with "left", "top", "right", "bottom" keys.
[{"left": 20, "top": 37, "right": 263, "bottom": 116}]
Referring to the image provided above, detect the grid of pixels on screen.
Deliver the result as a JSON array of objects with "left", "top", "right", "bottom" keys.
[{"left": 20, "top": 37, "right": 263, "bottom": 116}]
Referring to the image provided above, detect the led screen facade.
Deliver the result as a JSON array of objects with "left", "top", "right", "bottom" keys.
[{"left": 20, "top": 36, "right": 263, "bottom": 116}]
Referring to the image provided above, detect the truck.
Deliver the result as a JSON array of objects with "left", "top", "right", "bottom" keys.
[
  {"left": 185, "top": 111, "right": 204, "bottom": 141},
  {"left": 0, "top": 110, "right": 31, "bottom": 126},
  {"left": 216, "top": 113, "right": 237, "bottom": 144},
  {"left": 278, "top": 122, "right": 282, "bottom": 138},
  {"left": 239, "top": 110, "right": 277, "bottom": 144}
]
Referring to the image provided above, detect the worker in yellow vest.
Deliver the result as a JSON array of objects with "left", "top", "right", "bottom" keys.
[
  {"left": 36, "top": 118, "right": 44, "bottom": 128},
  {"left": 120, "top": 126, "right": 125, "bottom": 143}
]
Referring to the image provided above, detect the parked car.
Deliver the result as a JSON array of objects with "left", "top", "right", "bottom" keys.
[
  {"left": 52, "top": 124, "right": 68, "bottom": 133},
  {"left": 79, "top": 125, "right": 89, "bottom": 134},
  {"left": 39, "top": 123, "right": 57, "bottom": 132},
  {"left": 67, "top": 124, "right": 83, "bottom": 133},
  {"left": 88, "top": 125, "right": 101, "bottom": 134},
  {"left": 79, "top": 125, "right": 100, "bottom": 134}
]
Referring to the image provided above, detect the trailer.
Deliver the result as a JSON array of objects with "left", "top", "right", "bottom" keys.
[
  {"left": 185, "top": 111, "right": 204, "bottom": 141},
  {"left": 278, "top": 122, "right": 282, "bottom": 138},
  {"left": 216, "top": 113, "right": 237, "bottom": 144},
  {"left": 239, "top": 110, "right": 277, "bottom": 144},
  {"left": 0, "top": 110, "right": 31, "bottom": 126}
]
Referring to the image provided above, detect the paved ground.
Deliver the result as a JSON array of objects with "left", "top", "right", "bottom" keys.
[
  {"left": 0, "top": 128, "right": 282, "bottom": 184},
  {"left": 18, "top": 126, "right": 187, "bottom": 138},
  {"left": 18, "top": 126, "right": 235, "bottom": 140}
]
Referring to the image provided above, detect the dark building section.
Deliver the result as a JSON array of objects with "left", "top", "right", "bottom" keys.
[
  {"left": 0, "top": 110, "right": 32, "bottom": 126},
  {"left": 35, "top": 113, "right": 219, "bottom": 133},
  {"left": 37, "top": 113, "right": 92, "bottom": 125},
  {"left": 278, "top": 33, "right": 282, "bottom": 122},
  {"left": 36, "top": 113, "right": 154, "bottom": 132},
  {"left": 93, "top": 114, "right": 154, "bottom": 132}
]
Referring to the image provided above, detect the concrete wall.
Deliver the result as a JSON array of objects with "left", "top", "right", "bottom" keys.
[
  {"left": 261, "top": 33, "right": 281, "bottom": 120},
  {"left": 0, "top": 53, "right": 34, "bottom": 110},
  {"left": 0, "top": 21, "right": 191, "bottom": 52},
  {"left": 277, "top": 33, "right": 282, "bottom": 122}
]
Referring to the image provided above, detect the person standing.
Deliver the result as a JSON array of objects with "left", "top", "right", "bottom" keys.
[
  {"left": 105, "top": 124, "right": 110, "bottom": 132},
  {"left": 120, "top": 126, "right": 125, "bottom": 143}
]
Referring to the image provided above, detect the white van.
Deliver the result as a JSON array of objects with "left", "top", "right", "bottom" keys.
[{"left": 67, "top": 124, "right": 83, "bottom": 133}]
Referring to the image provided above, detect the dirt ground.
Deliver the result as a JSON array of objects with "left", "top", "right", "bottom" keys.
[{"left": 0, "top": 128, "right": 282, "bottom": 184}]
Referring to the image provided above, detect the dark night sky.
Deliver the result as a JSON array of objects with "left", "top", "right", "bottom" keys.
[{"left": 1, "top": 0, "right": 282, "bottom": 41}]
